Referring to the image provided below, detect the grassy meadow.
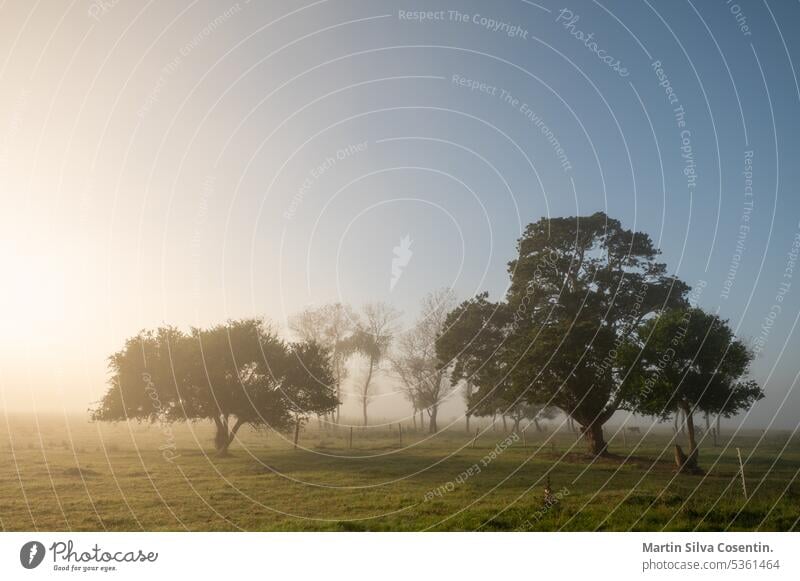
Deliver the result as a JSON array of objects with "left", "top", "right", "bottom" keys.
[{"left": 1, "top": 414, "right": 798, "bottom": 531}]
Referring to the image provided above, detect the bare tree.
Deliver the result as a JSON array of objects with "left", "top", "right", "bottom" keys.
[
  {"left": 393, "top": 290, "right": 457, "bottom": 434},
  {"left": 351, "top": 302, "right": 399, "bottom": 426},
  {"left": 392, "top": 351, "right": 423, "bottom": 430},
  {"left": 289, "top": 303, "right": 358, "bottom": 424}
]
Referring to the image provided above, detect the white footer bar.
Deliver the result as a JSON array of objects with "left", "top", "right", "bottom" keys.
[{"left": 1, "top": 532, "right": 797, "bottom": 580}]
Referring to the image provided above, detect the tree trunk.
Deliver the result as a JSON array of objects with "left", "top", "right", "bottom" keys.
[
  {"left": 335, "top": 384, "right": 341, "bottom": 424},
  {"left": 681, "top": 402, "right": 698, "bottom": 467},
  {"left": 582, "top": 421, "right": 608, "bottom": 456},
  {"left": 716, "top": 414, "right": 721, "bottom": 436},
  {"left": 428, "top": 406, "right": 438, "bottom": 434},
  {"left": 361, "top": 357, "right": 374, "bottom": 426},
  {"left": 412, "top": 410, "right": 417, "bottom": 430},
  {"left": 465, "top": 413, "right": 471, "bottom": 433},
  {"left": 533, "top": 418, "right": 541, "bottom": 432},
  {"left": 501, "top": 415, "right": 508, "bottom": 433},
  {"left": 419, "top": 411, "right": 425, "bottom": 431},
  {"left": 293, "top": 419, "right": 302, "bottom": 449},
  {"left": 214, "top": 416, "right": 244, "bottom": 456},
  {"left": 513, "top": 417, "right": 521, "bottom": 433},
  {"left": 214, "top": 417, "right": 228, "bottom": 454}
]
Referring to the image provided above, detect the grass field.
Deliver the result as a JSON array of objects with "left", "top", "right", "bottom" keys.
[{"left": 1, "top": 414, "right": 798, "bottom": 531}]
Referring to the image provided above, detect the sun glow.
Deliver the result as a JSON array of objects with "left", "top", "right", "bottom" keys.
[{"left": 0, "top": 243, "right": 69, "bottom": 341}]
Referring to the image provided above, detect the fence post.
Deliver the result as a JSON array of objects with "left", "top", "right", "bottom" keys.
[
  {"left": 293, "top": 421, "right": 301, "bottom": 450},
  {"left": 737, "top": 448, "right": 748, "bottom": 500},
  {"left": 471, "top": 427, "right": 479, "bottom": 449}
]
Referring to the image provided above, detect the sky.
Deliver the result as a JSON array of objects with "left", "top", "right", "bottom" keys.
[{"left": 0, "top": 0, "right": 799, "bottom": 429}]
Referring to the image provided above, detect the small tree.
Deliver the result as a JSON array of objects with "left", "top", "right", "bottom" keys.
[
  {"left": 350, "top": 302, "right": 398, "bottom": 426},
  {"left": 508, "top": 402, "right": 558, "bottom": 433},
  {"left": 624, "top": 308, "right": 763, "bottom": 470},
  {"left": 393, "top": 290, "right": 457, "bottom": 433},
  {"left": 281, "top": 340, "right": 338, "bottom": 435},
  {"left": 436, "top": 293, "right": 520, "bottom": 434},
  {"left": 392, "top": 352, "right": 423, "bottom": 430},
  {"left": 289, "top": 302, "right": 358, "bottom": 423}
]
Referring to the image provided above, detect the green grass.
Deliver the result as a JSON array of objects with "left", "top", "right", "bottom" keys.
[{"left": 1, "top": 414, "right": 798, "bottom": 531}]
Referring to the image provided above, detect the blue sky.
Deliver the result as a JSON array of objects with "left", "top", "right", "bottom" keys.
[{"left": 1, "top": 0, "right": 799, "bottom": 426}]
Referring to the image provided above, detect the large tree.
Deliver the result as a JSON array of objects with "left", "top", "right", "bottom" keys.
[
  {"left": 623, "top": 308, "right": 763, "bottom": 470},
  {"left": 437, "top": 213, "right": 688, "bottom": 455},
  {"left": 92, "top": 319, "right": 337, "bottom": 455}
]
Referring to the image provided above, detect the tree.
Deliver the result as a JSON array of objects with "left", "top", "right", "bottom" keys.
[
  {"left": 92, "top": 319, "right": 338, "bottom": 455},
  {"left": 392, "top": 351, "right": 424, "bottom": 430},
  {"left": 392, "top": 290, "right": 457, "bottom": 433},
  {"left": 282, "top": 340, "right": 339, "bottom": 430},
  {"left": 508, "top": 402, "right": 537, "bottom": 433},
  {"left": 623, "top": 308, "right": 763, "bottom": 470},
  {"left": 461, "top": 385, "right": 555, "bottom": 434},
  {"left": 350, "top": 302, "right": 398, "bottom": 426},
  {"left": 91, "top": 325, "right": 189, "bottom": 425},
  {"left": 436, "top": 293, "right": 510, "bottom": 395},
  {"left": 289, "top": 302, "right": 358, "bottom": 423},
  {"left": 189, "top": 320, "right": 292, "bottom": 454},
  {"left": 437, "top": 292, "right": 516, "bottom": 434},
  {"left": 508, "top": 402, "right": 558, "bottom": 432},
  {"left": 437, "top": 213, "right": 688, "bottom": 456}
]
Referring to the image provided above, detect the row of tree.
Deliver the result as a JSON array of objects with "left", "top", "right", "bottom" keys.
[
  {"left": 436, "top": 212, "right": 763, "bottom": 470},
  {"left": 287, "top": 289, "right": 553, "bottom": 434},
  {"left": 93, "top": 212, "right": 764, "bottom": 470}
]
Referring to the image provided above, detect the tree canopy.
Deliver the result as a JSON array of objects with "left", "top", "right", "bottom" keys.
[
  {"left": 437, "top": 212, "right": 690, "bottom": 455},
  {"left": 622, "top": 307, "right": 763, "bottom": 469},
  {"left": 92, "top": 319, "right": 337, "bottom": 455}
]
